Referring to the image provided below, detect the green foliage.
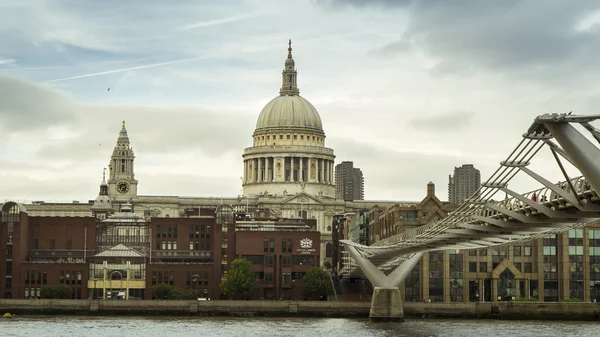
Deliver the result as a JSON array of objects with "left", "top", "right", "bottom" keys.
[
  {"left": 322, "top": 261, "right": 332, "bottom": 270},
  {"left": 514, "top": 297, "right": 540, "bottom": 302},
  {"left": 152, "top": 283, "right": 205, "bottom": 300},
  {"left": 152, "top": 283, "right": 174, "bottom": 299},
  {"left": 40, "top": 284, "right": 72, "bottom": 299},
  {"left": 301, "top": 267, "right": 333, "bottom": 300},
  {"left": 561, "top": 298, "right": 583, "bottom": 302},
  {"left": 220, "top": 258, "right": 256, "bottom": 299}
]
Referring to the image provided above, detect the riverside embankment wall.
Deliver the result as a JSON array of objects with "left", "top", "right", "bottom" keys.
[{"left": 0, "top": 300, "right": 598, "bottom": 321}]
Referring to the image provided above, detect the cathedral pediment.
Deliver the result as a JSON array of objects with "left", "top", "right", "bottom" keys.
[{"left": 282, "top": 192, "right": 323, "bottom": 205}]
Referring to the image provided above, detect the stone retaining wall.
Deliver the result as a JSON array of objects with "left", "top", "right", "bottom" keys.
[{"left": 0, "top": 300, "right": 598, "bottom": 320}]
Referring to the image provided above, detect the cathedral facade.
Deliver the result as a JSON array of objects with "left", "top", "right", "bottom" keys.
[{"left": 19, "top": 41, "right": 404, "bottom": 261}]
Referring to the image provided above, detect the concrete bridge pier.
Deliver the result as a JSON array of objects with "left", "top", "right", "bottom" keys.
[
  {"left": 370, "top": 287, "right": 404, "bottom": 322},
  {"left": 345, "top": 245, "right": 422, "bottom": 323}
]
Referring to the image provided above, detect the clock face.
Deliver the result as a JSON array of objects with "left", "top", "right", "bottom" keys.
[{"left": 117, "top": 181, "right": 130, "bottom": 194}]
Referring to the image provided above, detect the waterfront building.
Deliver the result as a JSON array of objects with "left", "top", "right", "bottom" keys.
[
  {"left": 448, "top": 164, "right": 481, "bottom": 204},
  {"left": 234, "top": 215, "right": 320, "bottom": 299},
  {"left": 0, "top": 201, "right": 319, "bottom": 300},
  {"left": 335, "top": 161, "right": 365, "bottom": 201}
]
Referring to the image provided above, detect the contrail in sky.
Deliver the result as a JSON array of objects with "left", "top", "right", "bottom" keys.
[
  {"left": 46, "top": 56, "right": 211, "bottom": 83},
  {"left": 182, "top": 12, "right": 267, "bottom": 30}
]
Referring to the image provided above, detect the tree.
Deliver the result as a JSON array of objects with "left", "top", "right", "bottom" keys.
[
  {"left": 220, "top": 258, "right": 255, "bottom": 299},
  {"left": 40, "top": 284, "right": 72, "bottom": 299},
  {"left": 301, "top": 267, "right": 333, "bottom": 300},
  {"left": 322, "top": 261, "right": 332, "bottom": 270},
  {"left": 152, "top": 283, "right": 174, "bottom": 299}
]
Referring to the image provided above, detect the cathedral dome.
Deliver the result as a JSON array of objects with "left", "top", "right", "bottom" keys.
[
  {"left": 255, "top": 95, "right": 323, "bottom": 132},
  {"left": 254, "top": 40, "right": 324, "bottom": 134}
]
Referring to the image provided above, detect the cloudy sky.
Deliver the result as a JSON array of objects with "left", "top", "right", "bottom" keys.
[{"left": 1, "top": 0, "right": 600, "bottom": 203}]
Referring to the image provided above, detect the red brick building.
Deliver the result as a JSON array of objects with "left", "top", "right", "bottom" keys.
[
  {"left": 0, "top": 201, "right": 318, "bottom": 300},
  {"left": 234, "top": 216, "right": 320, "bottom": 299}
]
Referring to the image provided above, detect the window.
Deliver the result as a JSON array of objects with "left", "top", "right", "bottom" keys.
[
  {"left": 50, "top": 239, "right": 56, "bottom": 249},
  {"left": 264, "top": 239, "right": 269, "bottom": 253},
  {"left": 67, "top": 239, "right": 72, "bottom": 250},
  {"left": 524, "top": 246, "right": 532, "bottom": 256},
  {"left": 468, "top": 249, "right": 477, "bottom": 256},
  {"left": 514, "top": 262, "right": 521, "bottom": 272},
  {"left": 269, "top": 239, "right": 275, "bottom": 253},
  {"left": 469, "top": 262, "right": 477, "bottom": 272},
  {"left": 479, "top": 262, "right": 487, "bottom": 272},
  {"left": 524, "top": 263, "right": 533, "bottom": 273},
  {"left": 513, "top": 246, "right": 521, "bottom": 256},
  {"left": 264, "top": 255, "right": 274, "bottom": 268},
  {"left": 282, "top": 239, "right": 292, "bottom": 253},
  {"left": 264, "top": 273, "right": 273, "bottom": 284},
  {"left": 282, "top": 256, "right": 291, "bottom": 268}
]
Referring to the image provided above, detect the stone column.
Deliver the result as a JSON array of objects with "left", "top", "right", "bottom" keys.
[
  {"left": 319, "top": 159, "right": 324, "bottom": 183},
  {"left": 265, "top": 157, "right": 270, "bottom": 182},
  {"left": 254, "top": 158, "right": 258, "bottom": 183},
  {"left": 299, "top": 157, "right": 304, "bottom": 182},
  {"left": 103, "top": 261, "right": 107, "bottom": 300},
  {"left": 258, "top": 158, "right": 263, "bottom": 182},
  {"left": 243, "top": 160, "right": 247, "bottom": 183},
  {"left": 126, "top": 261, "right": 130, "bottom": 300},
  {"left": 330, "top": 161, "right": 334, "bottom": 184},
  {"left": 307, "top": 158, "right": 312, "bottom": 182},
  {"left": 291, "top": 157, "right": 295, "bottom": 182}
]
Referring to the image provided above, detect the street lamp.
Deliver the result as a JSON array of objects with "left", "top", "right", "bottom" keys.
[{"left": 192, "top": 274, "right": 201, "bottom": 299}]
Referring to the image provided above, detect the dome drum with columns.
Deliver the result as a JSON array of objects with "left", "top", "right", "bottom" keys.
[{"left": 242, "top": 40, "right": 336, "bottom": 198}]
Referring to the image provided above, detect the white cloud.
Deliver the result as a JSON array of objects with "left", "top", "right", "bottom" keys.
[{"left": 1, "top": 0, "right": 600, "bottom": 203}]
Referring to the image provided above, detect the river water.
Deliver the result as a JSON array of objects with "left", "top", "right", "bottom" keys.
[{"left": 0, "top": 316, "right": 597, "bottom": 337}]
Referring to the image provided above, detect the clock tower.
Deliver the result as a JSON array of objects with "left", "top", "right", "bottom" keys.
[{"left": 107, "top": 120, "right": 138, "bottom": 202}]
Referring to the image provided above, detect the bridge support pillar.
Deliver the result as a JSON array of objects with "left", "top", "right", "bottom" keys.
[{"left": 370, "top": 287, "right": 404, "bottom": 322}]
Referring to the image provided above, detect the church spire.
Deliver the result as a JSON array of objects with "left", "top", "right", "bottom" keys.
[
  {"left": 92, "top": 168, "right": 113, "bottom": 217},
  {"left": 100, "top": 168, "right": 108, "bottom": 194},
  {"left": 119, "top": 120, "right": 129, "bottom": 142},
  {"left": 280, "top": 39, "right": 300, "bottom": 96}
]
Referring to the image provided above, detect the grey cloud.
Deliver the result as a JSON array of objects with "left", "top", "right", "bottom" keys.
[
  {"left": 368, "top": 39, "right": 412, "bottom": 57},
  {"left": 335, "top": 1, "right": 600, "bottom": 78},
  {"left": 407, "top": 111, "right": 475, "bottom": 132},
  {"left": 0, "top": 75, "right": 80, "bottom": 131},
  {"left": 0, "top": 173, "right": 98, "bottom": 203},
  {"left": 407, "top": 1, "right": 600, "bottom": 70},
  {"left": 316, "top": 0, "right": 414, "bottom": 8},
  {"left": 136, "top": 173, "right": 242, "bottom": 198},
  {"left": 0, "top": 75, "right": 252, "bottom": 161},
  {"left": 329, "top": 137, "right": 471, "bottom": 201}
]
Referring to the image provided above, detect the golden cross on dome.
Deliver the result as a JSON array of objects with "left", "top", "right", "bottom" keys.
[{"left": 122, "top": 120, "right": 126, "bottom": 129}]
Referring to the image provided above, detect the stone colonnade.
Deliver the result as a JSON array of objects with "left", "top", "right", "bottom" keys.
[{"left": 243, "top": 156, "right": 334, "bottom": 184}]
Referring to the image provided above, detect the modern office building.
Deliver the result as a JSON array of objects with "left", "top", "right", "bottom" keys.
[
  {"left": 344, "top": 183, "right": 600, "bottom": 303},
  {"left": 335, "top": 161, "right": 365, "bottom": 201},
  {"left": 448, "top": 164, "right": 481, "bottom": 204}
]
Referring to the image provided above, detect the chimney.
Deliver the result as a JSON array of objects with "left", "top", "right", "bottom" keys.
[{"left": 427, "top": 182, "right": 435, "bottom": 197}]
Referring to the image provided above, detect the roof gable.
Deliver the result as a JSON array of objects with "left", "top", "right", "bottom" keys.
[
  {"left": 281, "top": 192, "right": 323, "bottom": 205},
  {"left": 95, "top": 244, "right": 144, "bottom": 258}
]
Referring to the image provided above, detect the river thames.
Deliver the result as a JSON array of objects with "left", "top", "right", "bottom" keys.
[{"left": 0, "top": 316, "right": 597, "bottom": 336}]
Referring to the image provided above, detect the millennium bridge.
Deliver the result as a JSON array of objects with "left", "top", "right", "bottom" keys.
[{"left": 341, "top": 113, "right": 600, "bottom": 321}]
